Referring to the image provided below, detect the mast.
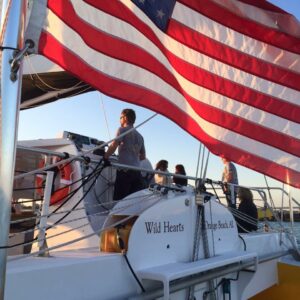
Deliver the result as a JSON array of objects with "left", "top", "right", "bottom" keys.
[{"left": 0, "top": 0, "right": 26, "bottom": 298}]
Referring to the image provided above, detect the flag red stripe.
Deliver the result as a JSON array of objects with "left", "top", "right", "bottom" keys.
[
  {"left": 39, "top": 31, "right": 300, "bottom": 187},
  {"left": 168, "top": 19, "right": 300, "bottom": 92},
  {"left": 78, "top": 0, "right": 300, "bottom": 123},
  {"left": 39, "top": 27, "right": 300, "bottom": 158},
  {"left": 237, "top": 0, "right": 286, "bottom": 13},
  {"left": 167, "top": 51, "right": 300, "bottom": 124},
  {"left": 184, "top": 93, "right": 300, "bottom": 157},
  {"left": 46, "top": 0, "right": 300, "bottom": 145},
  {"left": 47, "top": 0, "right": 181, "bottom": 91},
  {"left": 178, "top": 0, "right": 300, "bottom": 54}
]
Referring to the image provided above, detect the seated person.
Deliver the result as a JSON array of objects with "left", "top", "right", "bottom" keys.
[
  {"left": 235, "top": 187, "right": 258, "bottom": 233},
  {"left": 173, "top": 164, "right": 187, "bottom": 186},
  {"left": 139, "top": 156, "right": 154, "bottom": 188},
  {"left": 154, "top": 160, "right": 171, "bottom": 186}
]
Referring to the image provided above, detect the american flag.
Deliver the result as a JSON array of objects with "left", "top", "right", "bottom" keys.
[{"left": 25, "top": 0, "right": 300, "bottom": 187}]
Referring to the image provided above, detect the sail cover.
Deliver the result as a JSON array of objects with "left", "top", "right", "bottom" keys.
[{"left": 25, "top": 0, "right": 300, "bottom": 187}]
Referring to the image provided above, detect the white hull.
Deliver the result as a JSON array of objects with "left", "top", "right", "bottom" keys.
[{"left": 4, "top": 137, "right": 298, "bottom": 300}]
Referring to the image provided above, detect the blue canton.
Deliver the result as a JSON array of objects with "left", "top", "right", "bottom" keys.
[{"left": 131, "top": 0, "right": 176, "bottom": 31}]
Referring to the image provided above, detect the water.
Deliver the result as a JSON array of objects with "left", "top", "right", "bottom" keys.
[{"left": 270, "top": 221, "right": 300, "bottom": 245}]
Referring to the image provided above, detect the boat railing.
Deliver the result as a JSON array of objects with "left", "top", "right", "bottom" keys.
[
  {"left": 204, "top": 179, "right": 300, "bottom": 236},
  {"left": 11, "top": 145, "right": 300, "bottom": 258},
  {"left": 13, "top": 145, "right": 194, "bottom": 257}
]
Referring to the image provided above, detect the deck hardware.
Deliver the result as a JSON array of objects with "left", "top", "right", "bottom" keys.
[{"left": 9, "top": 39, "right": 34, "bottom": 81}]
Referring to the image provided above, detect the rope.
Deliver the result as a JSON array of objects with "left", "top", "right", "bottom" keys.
[
  {"left": 14, "top": 113, "right": 158, "bottom": 182},
  {"left": 25, "top": 53, "right": 84, "bottom": 91},
  {"left": 98, "top": 92, "right": 111, "bottom": 140},
  {"left": 8, "top": 192, "right": 163, "bottom": 261},
  {"left": 0, "top": 46, "right": 18, "bottom": 51},
  {"left": 8, "top": 190, "right": 157, "bottom": 250}
]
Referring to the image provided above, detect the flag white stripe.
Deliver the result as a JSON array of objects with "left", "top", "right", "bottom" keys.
[
  {"left": 173, "top": 2, "right": 300, "bottom": 72},
  {"left": 70, "top": 0, "right": 300, "bottom": 107},
  {"left": 211, "top": 0, "right": 300, "bottom": 38},
  {"left": 65, "top": 1, "right": 300, "bottom": 139},
  {"left": 44, "top": 9, "right": 300, "bottom": 172}
]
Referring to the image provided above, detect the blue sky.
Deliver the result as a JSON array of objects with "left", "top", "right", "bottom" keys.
[{"left": 18, "top": 1, "right": 300, "bottom": 202}]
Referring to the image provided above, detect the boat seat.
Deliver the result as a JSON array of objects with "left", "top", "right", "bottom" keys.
[{"left": 137, "top": 251, "right": 258, "bottom": 300}]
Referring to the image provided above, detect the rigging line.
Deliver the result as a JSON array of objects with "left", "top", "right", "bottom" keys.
[
  {"left": 202, "top": 151, "right": 210, "bottom": 183},
  {"left": 9, "top": 191, "right": 156, "bottom": 241},
  {"left": 81, "top": 112, "right": 158, "bottom": 156},
  {"left": 45, "top": 161, "right": 104, "bottom": 217},
  {"left": 49, "top": 160, "right": 109, "bottom": 227},
  {"left": 25, "top": 53, "right": 84, "bottom": 91},
  {"left": 263, "top": 175, "right": 277, "bottom": 211},
  {"left": 53, "top": 84, "right": 91, "bottom": 99},
  {"left": 9, "top": 192, "right": 155, "bottom": 249},
  {"left": 195, "top": 143, "right": 202, "bottom": 178},
  {"left": 222, "top": 203, "right": 259, "bottom": 225},
  {"left": 46, "top": 193, "right": 156, "bottom": 231},
  {"left": 208, "top": 199, "right": 216, "bottom": 256},
  {"left": 98, "top": 92, "right": 111, "bottom": 140},
  {"left": 36, "top": 157, "right": 105, "bottom": 216},
  {"left": 51, "top": 192, "right": 159, "bottom": 238},
  {"left": 200, "top": 146, "right": 206, "bottom": 179},
  {"left": 281, "top": 183, "right": 285, "bottom": 223},
  {"left": 14, "top": 113, "right": 158, "bottom": 181},
  {"left": 0, "top": 46, "right": 18, "bottom": 51},
  {"left": 10, "top": 193, "right": 114, "bottom": 230},
  {"left": 10, "top": 194, "right": 163, "bottom": 261}
]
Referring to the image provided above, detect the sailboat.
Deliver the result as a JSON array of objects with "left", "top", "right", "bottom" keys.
[{"left": 1, "top": 0, "right": 300, "bottom": 299}]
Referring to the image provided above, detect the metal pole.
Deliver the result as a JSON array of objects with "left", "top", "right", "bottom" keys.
[
  {"left": 0, "top": 0, "right": 26, "bottom": 298},
  {"left": 38, "top": 171, "right": 54, "bottom": 257}
]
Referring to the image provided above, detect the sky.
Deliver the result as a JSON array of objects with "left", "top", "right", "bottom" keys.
[{"left": 18, "top": 1, "right": 300, "bottom": 204}]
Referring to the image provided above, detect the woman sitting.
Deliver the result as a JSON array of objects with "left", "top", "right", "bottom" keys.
[
  {"left": 173, "top": 164, "right": 188, "bottom": 186},
  {"left": 236, "top": 187, "right": 258, "bottom": 233},
  {"left": 154, "top": 160, "right": 171, "bottom": 186}
]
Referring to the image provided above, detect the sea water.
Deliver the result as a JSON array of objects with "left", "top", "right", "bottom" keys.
[{"left": 270, "top": 221, "right": 300, "bottom": 244}]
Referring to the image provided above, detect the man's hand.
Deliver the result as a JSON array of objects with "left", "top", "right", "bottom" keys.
[{"left": 103, "top": 158, "right": 111, "bottom": 168}]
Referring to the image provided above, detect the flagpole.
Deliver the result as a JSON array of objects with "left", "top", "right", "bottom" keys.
[{"left": 0, "top": 0, "right": 26, "bottom": 298}]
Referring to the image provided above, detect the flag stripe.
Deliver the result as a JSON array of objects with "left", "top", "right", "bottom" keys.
[
  {"left": 167, "top": 52, "right": 300, "bottom": 124},
  {"left": 43, "top": 1, "right": 300, "bottom": 154},
  {"left": 83, "top": 0, "right": 300, "bottom": 114},
  {"left": 232, "top": 0, "right": 286, "bottom": 13},
  {"left": 46, "top": 1, "right": 300, "bottom": 143},
  {"left": 211, "top": 0, "right": 300, "bottom": 38},
  {"left": 178, "top": 0, "right": 300, "bottom": 53},
  {"left": 39, "top": 16, "right": 300, "bottom": 170},
  {"left": 169, "top": 15, "right": 300, "bottom": 91},
  {"left": 39, "top": 31, "right": 300, "bottom": 187},
  {"left": 31, "top": 0, "right": 300, "bottom": 187},
  {"left": 172, "top": 3, "right": 300, "bottom": 75}
]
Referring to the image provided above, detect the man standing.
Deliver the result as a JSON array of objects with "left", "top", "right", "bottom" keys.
[
  {"left": 221, "top": 157, "right": 238, "bottom": 209},
  {"left": 104, "top": 109, "right": 145, "bottom": 200}
]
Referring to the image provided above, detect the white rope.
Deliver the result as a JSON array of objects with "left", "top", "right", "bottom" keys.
[
  {"left": 98, "top": 92, "right": 111, "bottom": 140},
  {"left": 25, "top": 53, "right": 84, "bottom": 91},
  {"left": 9, "top": 191, "right": 155, "bottom": 239}
]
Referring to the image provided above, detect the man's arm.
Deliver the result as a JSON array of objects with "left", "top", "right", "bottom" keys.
[
  {"left": 139, "top": 143, "right": 146, "bottom": 161},
  {"left": 104, "top": 140, "right": 118, "bottom": 159}
]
